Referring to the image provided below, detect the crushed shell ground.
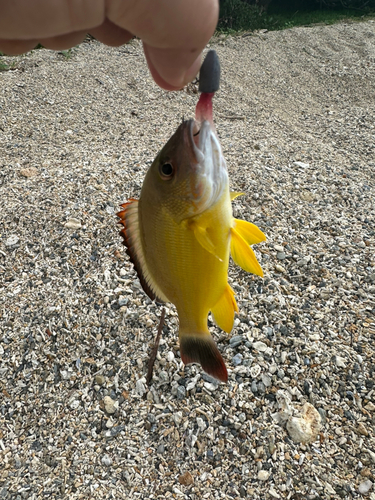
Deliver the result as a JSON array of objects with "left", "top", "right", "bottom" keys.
[{"left": 1, "top": 20, "right": 375, "bottom": 500}]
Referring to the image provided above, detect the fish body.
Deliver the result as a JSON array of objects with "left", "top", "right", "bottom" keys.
[{"left": 118, "top": 96, "right": 265, "bottom": 382}]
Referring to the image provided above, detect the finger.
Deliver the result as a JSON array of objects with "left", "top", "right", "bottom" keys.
[
  {"left": 143, "top": 45, "right": 202, "bottom": 91},
  {"left": 0, "top": 39, "right": 39, "bottom": 55},
  {"left": 0, "top": 0, "right": 104, "bottom": 39},
  {"left": 89, "top": 19, "right": 133, "bottom": 46},
  {"left": 107, "top": 0, "right": 218, "bottom": 88},
  {"left": 39, "top": 31, "right": 87, "bottom": 51}
]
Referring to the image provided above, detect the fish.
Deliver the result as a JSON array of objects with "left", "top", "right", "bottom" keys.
[{"left": 117, "top": 92, "right": 265, "bottom": 382}]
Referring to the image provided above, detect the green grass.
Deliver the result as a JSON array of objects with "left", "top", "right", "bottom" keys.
[
  {"left": 0, "top": 53, "right": 17, "bottom": 72},
  {"left": 217, "top": 2, "right": 375, "bottom": 32},
  {"left": 58, "top": 48, "right": 74, "bottom": 59}
]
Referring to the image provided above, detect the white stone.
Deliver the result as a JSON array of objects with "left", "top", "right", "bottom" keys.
[
  {"left": 275, "top": 264, "right": 287, "bottom": 273},
  {"left": 65, "top": 218, "right": 81, "bottom": 229},
  {"left": 253, "top": 341, "right": 267, "bottom": 352},
  {"left": 358, "top": 480, "right": 372, "bottom": 495},
  {"left": 286, "top": 403, "right": 321, "bottom": 444},
  {"left": 101, "top": 455, "right": 112, "bottom": 466},
  {"left": 309, "top": 333, "right": 321, "bottom": 341},
  {"left": 196, "top": 417, "right": 206, "bottom": 432},
  {"left": 261, "top": 373, "right": 272, "bottom": 387},
  {"left": 257, "top": 470, "right": 270, "bottom": 481},
  {"left": 269, "top": 486, "right": 280, "bottom": 498},
  {"left": 294, "top": 161, "right": 309, "bottom": 168},
  {"left": 204, "top": 382, "right": 218, "bottom": 392},
  {"left": 173, "top": 411, "right": 183, "bottom": 425},
  {"left": 166, "top": 351, "right": 175, "bottom": 362},
  {"left": 5, "top": 234, "right": 19, "bottom": 246},
  {"left": 135, "top": 378, "right": 146, "bottom": 396},
  {"left": 335, "top": 356, "right": 346, "bottom": 368},
  {"left": 103, "top": 395, "right": 118, "bottom": 414},
  {"left": 250, "top": 364, "right": 261, "bottom": 378}
]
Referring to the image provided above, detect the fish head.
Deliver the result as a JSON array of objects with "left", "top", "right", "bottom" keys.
[{"left": 141, "top": 118, "right": 228, "bottom": 223}]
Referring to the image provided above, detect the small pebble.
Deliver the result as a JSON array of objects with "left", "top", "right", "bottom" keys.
[
  {"left": 166, "top": 351, "right": 175, "bottom": 362},
  {"left": 102, "top": 396, "right": 117, "bottom": 414},
  {"left": 232, "top": 353, "right": 243, "bottom": 366},
  {"left": 173, "top": 412, "right": 183, "bottom": 425},
  {"left": 118, "top": 296, "right": 128, "bottom": 307},
  {"left": 229, "top": 335, "right": 244, "bottom": 348},
  {"left": 101, "top": 455, "right": 112, "bottom": 466},
  {"left": 204, "top": 382, "right": 218, "bottom": 392},
  {"left": 135, "top": 378, "right": 146, "bottom": 396},
  {"left": 65, "top": 218, "right": 81, "bottom": 229},
  {"left": 357, "top": 422, "right": 369, "bottom": 437},
  {"left": 178, "top": 471, "right": 194, "bottom": 486},
  {"left": 253, "top": 341, "right": 267, "bottom": 352},
  {"left": 261, "top": 374, "right": 272, "bottom": 387},
  {"left": 250, "top": 364, "right": 261, "bottom": 378},
  {"left": 257, "top": 381, "right": 266, "bottom": 395},
  {"left": 177, "top": 385, "right": 186, "bottom": 399},
  {"left": 358, "top": 480, "right": 372, "bottom": 495},
  {"left": 20, "top": 166, "right": 38, "bottom": 177},
  {"left": 257, "top": 470, "right": 270, "bottom": 481},
  {"left": 335, "top": 356, "right": 346, "bottom": 368},
  {"left": 95, "top": 374, "right": 105, "bottom": 385},
  {"left": 5, "top": 235, "right": 19, "bottom": 247}
]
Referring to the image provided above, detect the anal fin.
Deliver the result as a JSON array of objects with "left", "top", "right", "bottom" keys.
[{"left": 211, "top": 284, "right": 238, "bottom": 334}]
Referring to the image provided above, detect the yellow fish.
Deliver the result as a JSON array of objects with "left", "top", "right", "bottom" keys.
[{"left": 117, "top": 95, "right": 265, "bottom": 382}]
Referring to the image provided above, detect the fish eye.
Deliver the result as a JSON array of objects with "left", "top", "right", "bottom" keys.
[{"left": 160, "top": 162, "right": 174, "bottom": 179}]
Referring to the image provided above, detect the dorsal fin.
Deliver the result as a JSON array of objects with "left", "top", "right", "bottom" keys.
[
  {"left": 230, "top": 191, "right": 244, "bottom": 200},
  {"left": 117, "top": 200, "right": 169, "bottom": 303}
]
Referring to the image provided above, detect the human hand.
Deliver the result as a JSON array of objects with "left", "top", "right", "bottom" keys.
[{"left": 0, "top": 0, "right": 218, "bottom": 90}]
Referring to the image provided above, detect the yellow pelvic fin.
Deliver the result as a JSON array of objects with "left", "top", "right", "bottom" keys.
[
  {"left": 233, "top": 218, "right": 266, "bottom": 245},
  {"left": 230, "top": 191, "right": 244, "bottom": 200},
  {"left": 189, "top": 220, "right": 223, "bottom": 261},
  {"left": 211, "top": 283, "right": 239, "bottom": 334},
  {"left": 230, "top": 227, "right": 264, "bottom": 277}
]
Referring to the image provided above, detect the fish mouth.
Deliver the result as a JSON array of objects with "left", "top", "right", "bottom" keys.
[{"left": 185, "top": 118, "right": 228, "bottom": 214}]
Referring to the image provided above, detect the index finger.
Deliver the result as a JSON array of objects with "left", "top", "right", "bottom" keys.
[{"left": 107, "top": 0, "right": 219, "bottom": 90}]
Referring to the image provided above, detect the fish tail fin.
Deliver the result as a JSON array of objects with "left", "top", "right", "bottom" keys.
[{"left": 179, "top": 334, "right": 228, "bottom": 382}]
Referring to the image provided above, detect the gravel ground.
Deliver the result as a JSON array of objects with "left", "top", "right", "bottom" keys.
[{"left": 1, "top": 20, "right": 375, "bottom": 500}]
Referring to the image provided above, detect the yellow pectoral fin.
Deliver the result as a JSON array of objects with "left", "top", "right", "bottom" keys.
[
  {"left": 230, "top": 191, "right": 245, "bottom": 201},
  {"left": 211, "top": 284, "right": 239, "bottom": 334},
  {"left": 189, "top": 220, "right": 223, "bottom": 261},
  {"left": 230, "top": 227, "right": 264, "bottom": 277},
  {"left": 233, "top": 218, "right": 266, "bottom": 245}
]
